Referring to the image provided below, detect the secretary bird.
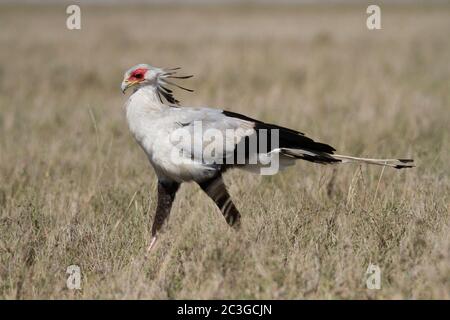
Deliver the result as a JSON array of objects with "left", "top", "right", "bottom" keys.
[{"left": 121, "top": 63, "right": 414, "bottom": 251}]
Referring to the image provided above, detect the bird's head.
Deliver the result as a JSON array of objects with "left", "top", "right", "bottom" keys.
[
  {"left": 121, "top": 64, "right": 193, "bottom": 105},
  {"left": 121, "top": 64, "right": 156, "bottom": 94}
]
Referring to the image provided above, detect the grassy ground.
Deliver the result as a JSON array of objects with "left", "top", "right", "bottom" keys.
[{"left": 0, "top": 4, "right": 449, "bottom": 299}]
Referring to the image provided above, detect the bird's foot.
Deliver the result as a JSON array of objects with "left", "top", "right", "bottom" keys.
[
  {"left": 227, "top": 213, "right": 241, "bottom": 230},
  {"left": 145, "top": 236, "right": 158, "bottom": 256},
  {"left": 231, "top": 219, "right": 241, "bottom": 230}
]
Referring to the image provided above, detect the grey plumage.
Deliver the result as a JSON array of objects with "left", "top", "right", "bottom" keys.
[{"left": 121, "top": 63, "right": 415, "bottom": 252}]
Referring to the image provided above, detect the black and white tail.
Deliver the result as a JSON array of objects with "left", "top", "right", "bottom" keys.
[
  {"left": 279, "top": 148, "right": 415, "bottom": 169},
  {"left": 329, "top": 155, "right": 414, "bottom": 169},
  {"left": 223, "top": 110, "right": 415, "bottom": 170}
]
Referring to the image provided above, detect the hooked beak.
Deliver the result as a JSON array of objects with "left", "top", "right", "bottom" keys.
[{"left": 121, "top": 79, "right": 139, "bottom": 94}]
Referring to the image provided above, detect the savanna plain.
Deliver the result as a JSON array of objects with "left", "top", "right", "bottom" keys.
[{"left": 0, "top": 4, "right": 449, "bottom": 299}]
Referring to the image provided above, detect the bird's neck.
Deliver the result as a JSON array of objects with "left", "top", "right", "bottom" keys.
[{"left": 127, "top": 85, "right": 165, "bottom": 113}]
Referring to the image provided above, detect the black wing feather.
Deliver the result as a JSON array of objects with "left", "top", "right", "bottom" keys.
[{"left": 222, "top": 110, "right": 338, "bottom": 165}]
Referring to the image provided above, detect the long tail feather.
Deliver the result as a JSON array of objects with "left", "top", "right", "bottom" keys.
[{"left": 331, "top": 154, "right": 415, "bottom": 169}]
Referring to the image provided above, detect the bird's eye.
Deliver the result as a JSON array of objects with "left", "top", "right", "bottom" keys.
[{"left": 134, "top": 73, "right": 143, "bottom": 79}]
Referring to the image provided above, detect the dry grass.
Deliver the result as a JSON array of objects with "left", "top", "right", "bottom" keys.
[{"left": 0, "top": 4, "right": 449, "bottom": 299}]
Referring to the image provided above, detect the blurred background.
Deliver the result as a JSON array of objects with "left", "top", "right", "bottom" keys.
[{"left": 0, "top": 0, "right": 449, "bottom": 299}]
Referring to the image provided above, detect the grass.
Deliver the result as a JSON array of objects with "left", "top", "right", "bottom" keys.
[{"left": 0, "top": 4, "right": 449, "bottom": 299}]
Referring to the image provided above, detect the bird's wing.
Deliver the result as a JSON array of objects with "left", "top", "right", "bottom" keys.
[
  {"left": 165, "top": 107, "right": 338, "bottom": 166},
  {"left": 165, "top": 107, "right": 255, "bottom": 164}
]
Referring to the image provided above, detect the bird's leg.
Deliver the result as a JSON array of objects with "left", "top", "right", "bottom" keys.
[
  {"left": 198, "top": 175, "right": 241, "bottom": 228},
  {"left": 147, "top": 180, "right": 180, "bottom": 253}
]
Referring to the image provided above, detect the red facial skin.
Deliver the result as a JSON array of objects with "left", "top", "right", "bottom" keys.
[{"left": 128, "top": 68, "right": 148, "bottom": 82}]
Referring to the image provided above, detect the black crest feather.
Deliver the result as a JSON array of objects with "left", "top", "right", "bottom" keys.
[{"left": 157, "top": 67, "right": 194, "bottom": 105}]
